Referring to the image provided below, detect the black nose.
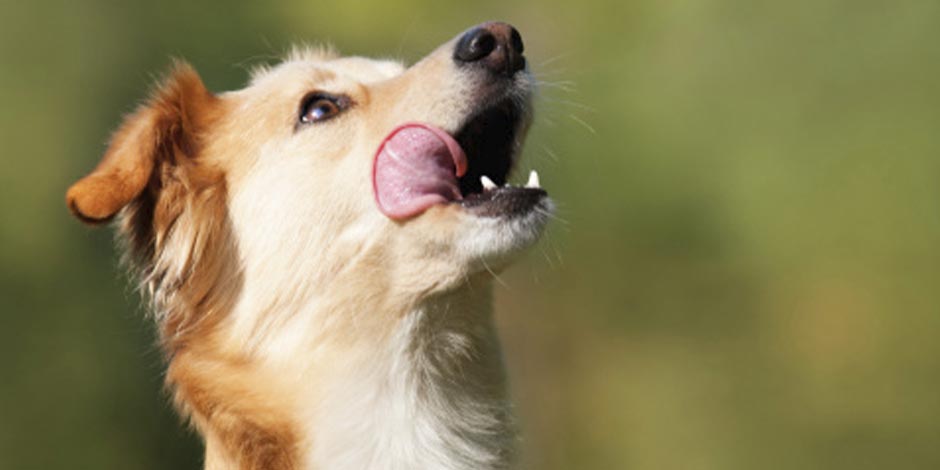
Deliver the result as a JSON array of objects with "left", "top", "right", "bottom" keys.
[{"left": 453, "top": 22, "right": 525, "bottom": 76}]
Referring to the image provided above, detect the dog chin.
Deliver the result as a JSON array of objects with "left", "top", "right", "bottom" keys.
[{"left": 452, "top": 195, "right": 554, "bottom": 273}]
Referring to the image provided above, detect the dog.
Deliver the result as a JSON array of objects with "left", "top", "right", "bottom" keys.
[{"left": 66, "top": 21, "right": 552, "bottom": 470}]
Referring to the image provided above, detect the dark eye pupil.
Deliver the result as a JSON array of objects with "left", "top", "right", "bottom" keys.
[{"left": 302, "top": 98, "right": 340, "bottom": 123}]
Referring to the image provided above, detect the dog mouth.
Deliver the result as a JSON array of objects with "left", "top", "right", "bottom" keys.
[{"left": 372, "top": 99, "right": 546, "bottom": 220}]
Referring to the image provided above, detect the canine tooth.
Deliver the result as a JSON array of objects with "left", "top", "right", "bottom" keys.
[
  {"left": 481, "top": 176, "right": 498, "bottom": 190},
  {"left": 526, "top": 170, "right": 541, "bottom": 188}
]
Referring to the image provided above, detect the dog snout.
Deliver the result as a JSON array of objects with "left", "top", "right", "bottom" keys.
[{"left": 453, "top": 22, "right": 526, "bottom": 76}]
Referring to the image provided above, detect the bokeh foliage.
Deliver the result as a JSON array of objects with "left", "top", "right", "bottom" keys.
[{"left": 1, "top": 0, "right": 939, "bottom": 468}]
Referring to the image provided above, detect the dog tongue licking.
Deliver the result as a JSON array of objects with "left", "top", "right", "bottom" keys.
[{"left": 373, "top": 124, "right": 468, "bottom": 219}]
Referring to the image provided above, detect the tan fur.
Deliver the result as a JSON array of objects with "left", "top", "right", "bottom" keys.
[
  {"left": 68, "top": 28, "right": 549, "bottom": 469},
  {"left": 67, "top": 62, "right": 220, "bottom": 223},
  {"left": 68, "top": 63, "right": 300, "bottom": 467},
  {"left": 169, "top": 346, "right": 299, "bottom": 470}
]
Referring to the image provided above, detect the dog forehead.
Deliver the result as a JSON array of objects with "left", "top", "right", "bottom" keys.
[
  {"left": 324, "top": 56, "right": 405, "bottom": 82},
  {"left": 250, "top": 54, "right": 405, "bottom": 90}
]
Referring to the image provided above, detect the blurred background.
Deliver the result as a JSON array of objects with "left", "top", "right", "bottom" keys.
[{"left": 2, "top": 0, "right": 939, "bottom": 468}]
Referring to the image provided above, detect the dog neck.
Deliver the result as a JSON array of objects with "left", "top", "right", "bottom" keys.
[
  {"left": 170, "top": 278, "right": 517, "bottom": 470},
  {"left": 307, "top": 281, "right": 516, "bottom": 470}
]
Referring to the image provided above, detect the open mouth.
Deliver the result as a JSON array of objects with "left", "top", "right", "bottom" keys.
[{"left": 373, "top": 99, "right": 546, "bottom": 220}]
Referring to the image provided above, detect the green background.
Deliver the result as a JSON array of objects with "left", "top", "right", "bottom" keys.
[{"left": 2, "top": 0, "right": 939, "bottom": 468}]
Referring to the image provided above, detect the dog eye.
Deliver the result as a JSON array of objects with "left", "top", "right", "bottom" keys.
[{"left": 299, "top": 93, "right": 348, "bottom": 124}]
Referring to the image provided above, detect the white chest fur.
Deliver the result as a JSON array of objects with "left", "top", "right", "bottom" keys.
[{"left": 306, "top": 287, "right": 516, "bottom": 470}]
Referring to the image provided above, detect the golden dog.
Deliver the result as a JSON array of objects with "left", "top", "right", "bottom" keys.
[{"left": 67, "top": 22, "right": 552, "bottom": 469}]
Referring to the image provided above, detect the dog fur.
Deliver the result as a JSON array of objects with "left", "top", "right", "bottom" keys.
[{"left": 67, "top": 27, "right": 551, "bottom": 470}]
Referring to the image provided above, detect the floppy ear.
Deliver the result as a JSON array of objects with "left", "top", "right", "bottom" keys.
[{"left": 66, "top": 62, "right": 218, "bottom": 224}]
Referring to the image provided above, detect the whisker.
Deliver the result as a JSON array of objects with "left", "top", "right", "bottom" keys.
[
  {"left": 531, "top": 68, "right": 570, "bottom": 78},
  {"left": 538, "top": 115, "right": 558, "bottom": 127},
  {"left": 540, "top": 79, "right": 577, "bottom": 87},
  {"left": 536, "top": 53, "right": 570, "bottom": 68},
  {"left": 535, "top": 81, "right": 578, "bottom": 94},
  {"left": 568, "top": 114, "right": 597, "bottom": 135},
  {"left": 537, "top": 206, "right": 570, "bottom": 226},
  {"left": 540, "top": 97, "right": 597, "bottom": 113},
  {"left": 481, "top": 258, "right": 509, "bottom": 288},
  {"left": 534, "top": 79, "right": 578, "bottom": 89},
  {"left": 547, "top": 234, "right": 565, "bottom": 267},
  {"left": 540, "top": 145, "right": 560, "bottom": 163},
  {"left": 396, "top": 15, "right": 420, "bottom": 58},
  {"left": 537, "top": 243, "right": 556, "bottom": 270}
]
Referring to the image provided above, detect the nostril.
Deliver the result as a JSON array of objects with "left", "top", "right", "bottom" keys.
[
  {"left": 509, "top": 27, "right": 524, "bottom": 55},
  {"left": 454, "top": 28, "right": 497, "bottom": 63}
]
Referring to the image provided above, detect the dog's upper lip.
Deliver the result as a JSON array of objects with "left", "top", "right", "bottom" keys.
[{"left": 372, "top": 123, "right": 469, "bottom": 220}]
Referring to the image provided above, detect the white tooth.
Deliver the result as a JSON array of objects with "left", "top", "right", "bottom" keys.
[
  {"left": 526, "top": 170, "right": 541, "bottom": 188},
  {"left": 481, "top": 175, "right": 497, "bottom": 190}
]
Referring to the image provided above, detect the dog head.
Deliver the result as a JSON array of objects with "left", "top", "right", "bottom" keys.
[{"left": 67, "top": 22, "right": 552, "bottom": 348}]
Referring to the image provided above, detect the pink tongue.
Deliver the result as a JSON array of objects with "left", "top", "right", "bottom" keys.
[{"left": 373, "top": 124, "right": 467, "bottom": 219}]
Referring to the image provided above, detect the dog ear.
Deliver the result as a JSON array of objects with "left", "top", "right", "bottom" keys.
[{"left": 66, "top": 61, "right": 218, "bottom": 224}]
